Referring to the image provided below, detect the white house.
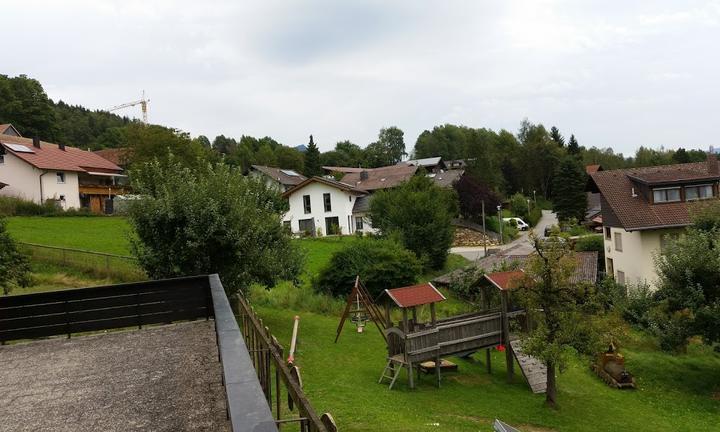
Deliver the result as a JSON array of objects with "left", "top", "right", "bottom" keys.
[
  {"left": 589, "top": 155, "right": 719, "bottom": 288},
  {"left": 281, "top": 176, "right": 375, "bottom": 236},
  {"left": 0, "top": 126, "right": 125, "bottom": 213}
]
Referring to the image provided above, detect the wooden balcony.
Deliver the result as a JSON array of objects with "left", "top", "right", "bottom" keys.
[{"left": 78, "top": 184, "right": 129, "bottom": 196}]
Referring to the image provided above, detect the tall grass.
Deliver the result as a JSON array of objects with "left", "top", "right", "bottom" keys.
[{"left": 249, "top": 281, "right": 345, "bottom": 315}]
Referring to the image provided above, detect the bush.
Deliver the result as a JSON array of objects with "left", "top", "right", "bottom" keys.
[
  {"left": 127, "top": 158, "right": 304, "bottom": 295},
  {"left": 622, "top": 282, "right": 657, "bottom": 328},
  {"left": 485, "top": 216, "right": 518, "bottom": 242},
  {"left": 509, "top": 193, "right": 530, "bottom": 220},
  {"left": 0, "top": 196, "right": 97, "bottom": 217},
  {"left": 0, "top": 217, "right": 31, "bottom": 294},
  {"left": 527, "top": 206, "right": 542, "bottom": 226},
  {"left": 316, "top": 238, "right": 421, "bottom": 298}
]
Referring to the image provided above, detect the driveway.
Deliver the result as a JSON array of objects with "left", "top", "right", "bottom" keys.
[{"left": 450, "top": 210, "right": 558, "bottom": 260}]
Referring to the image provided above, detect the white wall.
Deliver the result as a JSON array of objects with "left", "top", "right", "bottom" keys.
[
  {"left": 351, "top": 212, "right": 377, "bottom": 235},
  {"left": 283, "top": 182, "right": 358, "bottom": 236},
  {"left": 604, "top": 225, "right": 683, "bottom": 289},
  {"left": 0, "top": 152, "right": 80, "bottom": 209}
]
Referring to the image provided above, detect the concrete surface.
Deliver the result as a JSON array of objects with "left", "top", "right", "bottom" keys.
[{"left": 0, "top": 321, "right": 230, "bottom": 432}]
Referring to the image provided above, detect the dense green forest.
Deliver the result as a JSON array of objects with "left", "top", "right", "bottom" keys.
[{"left": 0, "top": 73, "right": 711, "bottom": 198}]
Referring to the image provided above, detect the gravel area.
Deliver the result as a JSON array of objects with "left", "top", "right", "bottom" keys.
[{"left": 0, "top": 321, "right": 231, "bottom": 432}]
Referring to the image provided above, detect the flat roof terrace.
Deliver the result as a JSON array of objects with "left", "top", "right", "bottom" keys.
[{"left": 0, "top": 321, "right": 229, "bottom": 432}]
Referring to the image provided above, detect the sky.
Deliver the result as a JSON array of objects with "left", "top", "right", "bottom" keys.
[{"left": 4, "top": 0, "right": 720, "bottom": 155}]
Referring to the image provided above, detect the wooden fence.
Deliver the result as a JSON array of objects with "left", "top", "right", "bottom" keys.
[
  {"left": 236, "top": 295, "right": 337, "bottom": 432},
  {"left": 17, "top": 242, "right": 144, "bottom": 281}
]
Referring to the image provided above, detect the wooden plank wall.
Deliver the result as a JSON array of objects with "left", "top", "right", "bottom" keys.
[{"left": 0, "top": 276, "right": 212, "bottom": 342}]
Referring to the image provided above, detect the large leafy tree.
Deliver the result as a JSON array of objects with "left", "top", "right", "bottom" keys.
[
  {"left": 124, "top": 123, "right": 209, "bottom": 169},
  {"left": 303, "top": 135, "right": 323, "bottom": 177},
  {"left": 275, "top": 146, "right": 304, "bottom": 171},
  {"left": 551, "top": 156, "right": 588, "bottom": 222},
  {"left": 127, "top": 159, "right": 303, "bottom": 294},
  {"left": 454, "top": 174, "right": 501, "bottom": 222},
  {"left": 517, "top": 120, "right": 563, "bottom": 199},
  {"left": 365, "top": 126, "right": 406, "bottom": 167},
  {"left": 370, "top": 175, "right": 457, "bottom": 270},
  {"left": 519, "top": 235, "right": 605, "bottom": 407},
  {"left": 0, "top": 74, "right": 58, "bottom": 140},
  {"left": 654, "top": 200, "right": 720, "bottom": 351},
  {"left": 0, "top": 218, "right": 31, "bottom": 295}
]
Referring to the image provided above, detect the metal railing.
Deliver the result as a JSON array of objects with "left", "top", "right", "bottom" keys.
[
  {"left": 17, "top": 242, "right": 144, "bottom": 281},
  {"left": 236, "top": 294, "right": 338, "bottom": 432}
]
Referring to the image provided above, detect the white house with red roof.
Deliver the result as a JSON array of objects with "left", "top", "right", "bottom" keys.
[{"left": 0, "top": 125, "right": 125, "bottom": 212}]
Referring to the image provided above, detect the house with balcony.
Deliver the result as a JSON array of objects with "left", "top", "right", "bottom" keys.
[
  {"left": 0, "top": 125, "right": 125, "bottom": 213},
  {"left": 589, "top": 154, "right": 719, "bottom": 288}
]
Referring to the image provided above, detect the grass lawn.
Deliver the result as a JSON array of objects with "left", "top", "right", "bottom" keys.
[
  {"left": 259, "top": 307, "right": 720, "bottom": 432},
  {"left": 6, "top": 216, "right": 133, "bottom": 255},
  {"left": 11, "top": 262, "right": 121, "bottom": 296}
]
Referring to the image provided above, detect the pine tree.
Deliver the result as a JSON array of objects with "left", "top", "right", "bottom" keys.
[
  {"left": 303, "top": 135, "right": 323, "bottom": 177},
  {"left": 551, "top": 156, "right": 587, "bottom": 222},
  {"left": 550, "top": 126, "right": 565, "bottom": 147},
  {"left": 567, "top": 134, "right": 580, "bottom": 155}
]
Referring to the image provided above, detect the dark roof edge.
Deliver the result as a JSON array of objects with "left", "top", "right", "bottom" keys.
[{"left": 626, "top": 222, "right": 691, "bottom": 232}]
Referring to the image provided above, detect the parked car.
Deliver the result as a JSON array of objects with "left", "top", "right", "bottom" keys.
[{"left": 503, "top": 217, "right": 530, "bottom": 231}]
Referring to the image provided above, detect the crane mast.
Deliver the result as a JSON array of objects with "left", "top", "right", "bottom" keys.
[{"left": 109, "top": 91, "right": 150, "bottom": 123}]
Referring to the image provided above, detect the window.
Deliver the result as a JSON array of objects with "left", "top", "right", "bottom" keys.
[
  {"left": 303, "top": 195, "right": 311, "bottom": 214},
  {"left": 605, "top": 226, "right": 611, "bottom": 240},
  {"left": 616, "top": 270, "right": 626, "bottom": 285},
  {"left": 614, "top": 232, "right": 623, "bottom": 252},
  {"left": 323, "top": 193, "right": 332, "bottom": 212},
  {"left": 56, "top": 172, "right": 65, "bottom": 184},
  {"left": 653, "top": 187, "right": 680, "bottom": 203},
  {"left": 356, "top": 217, "right": 364, "bottom": 231},
  {"left": 685, "top": 184, "right": 714, "bottom": 201}
]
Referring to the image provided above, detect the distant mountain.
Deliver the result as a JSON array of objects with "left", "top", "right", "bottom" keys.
[{"left": 294, "top": 144, "right": 308, "bottom": 153}]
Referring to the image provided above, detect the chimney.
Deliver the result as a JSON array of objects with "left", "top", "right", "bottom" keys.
[
  {"left": 59, "top": 142, "right": 65, "bottom": 151},
  {"left": 360, "top": 170, "right": 369, "bottom": 181},
  {"left": 33, "top": 137, "right": 41, "bottom": 149},
  {"left": 708, "top": 153, "right": 719, "bottom": 175}
]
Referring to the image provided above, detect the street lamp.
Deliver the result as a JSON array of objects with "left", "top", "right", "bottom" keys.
[
  {"left": 533, "top": 190, "right": 536, "bottom": 204},
  {"left": 526, "top": 198, "right": 531, "bottom": 215},
  {"left": 497, "top": 205, "right": 503, "bottom": 245}
]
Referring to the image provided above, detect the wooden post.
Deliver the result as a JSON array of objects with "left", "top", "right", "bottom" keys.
[
  {"left": 501, "top": 290, "right": 514, "bottom": 382},
  {"left": 430, "top": 303, "right": 437, "bottom": 326},
  {"left": 486, "top": 348, "right": 492, "bottom": 374},
  {"left": 435, "top": 353, "right": 442, "bottom": 388},
  {"left": 402, "top": 308, "right": 409, "bottom": 333},
  {"left": 385, "top": 303, "right": 391, "bottom": 327},
  {"left": 411, "top": 307, "right": 418, "bottom": 331}
]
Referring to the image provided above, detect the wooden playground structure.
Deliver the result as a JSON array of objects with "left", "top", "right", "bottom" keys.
[{"left": 335, "top": 273, "right": 547, "bottom": 391}]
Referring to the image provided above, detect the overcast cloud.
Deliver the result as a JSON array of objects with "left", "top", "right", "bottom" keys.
[{"left": 4, "top": 0, "right": 720, "bottom": 154}]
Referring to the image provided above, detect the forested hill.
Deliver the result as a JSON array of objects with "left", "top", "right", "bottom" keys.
[{"left": 0, "top": 74, "right": 143, "bottom": 150}]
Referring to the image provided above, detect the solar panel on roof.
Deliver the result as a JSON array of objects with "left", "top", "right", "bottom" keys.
[
  {"left": 281, "top": 169, "right": 299, "bottom": 176},
  {"left": 4, "top": 143, "right": 35, "bottom": 153}
]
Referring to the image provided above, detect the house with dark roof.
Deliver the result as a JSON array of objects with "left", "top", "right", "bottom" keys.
[
  {"left": 249, "top": 165, "right": 307, "bottom": 192},
  {"left": 589, "top": 155, "right": 719, "bottom": 287},
  {"left": 0, "top": 124, "right": 125, "bottom": 213}
]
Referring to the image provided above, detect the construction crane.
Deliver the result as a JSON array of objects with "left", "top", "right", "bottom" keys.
[{"left": 109, "top": 91, "right": 150, "bottom": 123}]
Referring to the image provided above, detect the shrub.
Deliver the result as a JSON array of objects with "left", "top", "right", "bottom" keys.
[
  {"left": 485, "top": 216, "right": 518, "bottom": 242},
  {"left": 127, "top": 158, "right": 304, "bottom": 295},
  {"left": 526, "top": 206, "right": 542, "bottom": 227},
  {"left": 0, "top": 196, "right": 97, "bottom": 217},
  {"left": 316, "top": 238, "right": 421, "bottom": 298},
  {"left": 0, "top": 217, "right": 31, "bottom": 294},
  {"left": 509, "top": 193, "right": 530, "bottom": 220},
  {"left": 622, "top": 282, "right": 657, "bottom": 328}
]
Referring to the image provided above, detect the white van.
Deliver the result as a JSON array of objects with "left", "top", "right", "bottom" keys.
[{"left": 502, "top": 217, "right": 530, "bottom": 231}]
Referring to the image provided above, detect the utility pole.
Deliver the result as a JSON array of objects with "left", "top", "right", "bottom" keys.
[
  {"left": 482, "top": 200, "right": 487, "bottom": 257},
  {"left": 497, "top": 205, "right": 503, "bottom": 245}
]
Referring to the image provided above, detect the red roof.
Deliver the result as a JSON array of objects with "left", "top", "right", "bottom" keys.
[
  {"left": 340, "top": 164, "right": 418, "bottom": 191},
  {"left": 484, "top": 271, "right": 525, "bottom": 291},
  {"left": 382, "top": 283, "right": 446, "bottom": 308},
  {"left": 0, "top": 135, "right": 121, "bottom": 173}
]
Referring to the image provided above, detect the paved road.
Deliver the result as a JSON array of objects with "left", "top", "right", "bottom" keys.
[{"left": 450, "top": 210, "right": 558, "bottom": 260}]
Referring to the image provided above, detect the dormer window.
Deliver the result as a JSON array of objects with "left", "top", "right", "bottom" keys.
[
  {"left": 653, "top": 187, "right": 680, "bottom": 203},
  {"left": 685, "top": 184, "right": 714, "bottom": 201}
]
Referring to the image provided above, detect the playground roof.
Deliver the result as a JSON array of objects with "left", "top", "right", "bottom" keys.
[
  {"left": 380, "top": 283, "right": 446, "bottom": 308},
  {"left": 484, "top": 270, "right": 525, "bottom": 291}
]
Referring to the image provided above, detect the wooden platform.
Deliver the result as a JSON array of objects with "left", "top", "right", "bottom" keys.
[
  {"left": 419, "top": 359, "right": 458, "bottom": 374},
  {"left": 510, "top": 340, "right": 547, "bottom": 394}
]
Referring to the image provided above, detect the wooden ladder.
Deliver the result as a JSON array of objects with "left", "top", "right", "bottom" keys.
[{"left": 378, "top": 357, "right": 404, "bottom": 390}]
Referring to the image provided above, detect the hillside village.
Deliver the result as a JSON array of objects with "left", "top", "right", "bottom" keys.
[{"left": 2, "top": 3, "right": 720, "bottom": 432}]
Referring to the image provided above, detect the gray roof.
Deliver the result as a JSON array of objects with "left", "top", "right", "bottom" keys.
[
  {"left": 352, "top": 195, "right": 372, "bottom": 213},
  {"left": 430, "top": 169, "right": 463, "bottom": 188},
  {"left": 404, "top": 157, "right": 442, "bottom": 167},
  {"left": 434, "top": 246, "right": 598, "bottom": 286}
]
